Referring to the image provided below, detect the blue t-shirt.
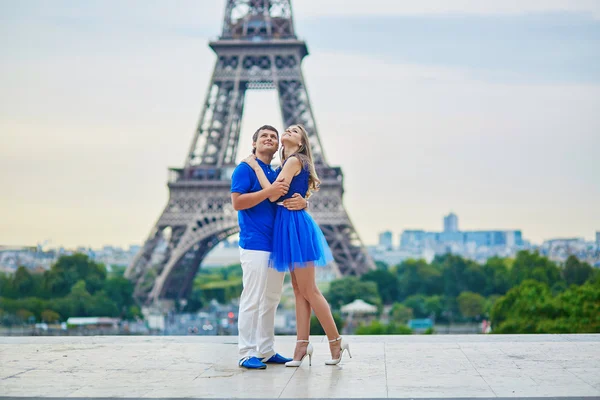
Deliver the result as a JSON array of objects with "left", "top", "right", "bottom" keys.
[{"left": 231, "top": 159, "right": 278, "bottom": 252}]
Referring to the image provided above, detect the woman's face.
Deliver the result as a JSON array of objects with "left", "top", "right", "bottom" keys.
[{"left": 281, "top": 125, "right": 303, "bottom": 148}]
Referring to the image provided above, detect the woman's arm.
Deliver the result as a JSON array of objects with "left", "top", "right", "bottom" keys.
[
  {"left": 268, "top": 157, "right": 302, "bottom": 202},
  {"left": 243, "top": 155, "right": 302, "bottom": 202},
  {"left": 243, "top": 156, "right": 273, "bottom": 191}
]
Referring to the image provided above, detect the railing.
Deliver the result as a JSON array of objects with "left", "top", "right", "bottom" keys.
[{"left": 168, "top": 165, "right": 343, "bottom": 184}]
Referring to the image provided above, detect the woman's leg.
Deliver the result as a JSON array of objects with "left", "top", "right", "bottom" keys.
[
  {"left": 290, "top": 269, "right": 311, "bottom": 360},
  {"left": 293, "top": 265, "right": 341, "bottom": 359}
]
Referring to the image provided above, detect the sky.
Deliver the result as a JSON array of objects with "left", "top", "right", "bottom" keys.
[{"left": 1, "top": 0, "right": 599, "bottom": 249}]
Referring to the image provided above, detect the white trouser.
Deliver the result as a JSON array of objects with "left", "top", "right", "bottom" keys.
[{"left": 238, "top": 248, "right": 285, "bottom": 359}]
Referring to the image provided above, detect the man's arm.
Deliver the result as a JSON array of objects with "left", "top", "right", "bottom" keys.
[
  {"left": 231, "top": 190, "right": 272, "bottom": 211},
  {"left": 282, "top": 193, "right": 308, "bottom": 211},
  {"left": 232, "top": 178, "right": 289, "bottom": 210},
  {"left": 230, "top": 163, "right": 289, "bottom": 211}
]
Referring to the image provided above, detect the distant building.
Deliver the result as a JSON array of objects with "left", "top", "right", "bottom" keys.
[
  {"left": 396, "top": 213, "right": 526, "bottom": 262},
  {"left": 378, "top": 231, "right": 393, "bottom": 250},
  {"left": 443, "top": 212, "right": 459, "bottom": 232},
  {"left": 596, "top": 232, "right": 600, "bottom": 247}
]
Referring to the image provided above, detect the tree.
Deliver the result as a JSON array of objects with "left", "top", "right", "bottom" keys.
[
  {"left": 16, "top": 309, "right": 34, "bottom": 323},
  {"left": 184, "top": 288, "right": 204, "bottom": 313},
  {"left": 103, "top": 276, "right": 135, "bottom": 316},
  {"left": 198, "top": 279, "right": 243, "bottom": 304},
  {"left": 402, "top": 295, "right": 428, "bottom": 318},
  {"left": 482, "top": 257, "right": 511, "bottom": 296},
  {"left": 310, "top": 312, "right": 343, "bottom": 335},
  {"left": 457, "top": 291, "right": 486, "bottom": 319},
  {"left": 389, "top": 303, "right": 413, "bottom": 324},
  {"left": 0, "top": 273, "right": 17, "bottom": 298},
  {"left": 13, "top": 267, "right": 35, "bottom": 298},
  {"left": 396, "top": 259, "right": 443, "bottom": 299},
  {"left": 562, "top": 256, "right": 594, "bottom": 286},
  {"left": 45, "top": 254, "right": 107, "bottom": 297},
  {"left": 375, "top": 261, "right": 389, "bottom": 270},
  {"left": 67, "top": 280, "right": 92, "bottom": 316},
  {"left": 423, "top": 295, "right": 445, "bottom": 320},
  {"left": 87, "top": 292, "right": 120, "bottom": 317},
  {"left": 325, "top": 277, "right": 381, "bottom": 309},
  {"left": 489, "top": 279, "right": 600, "bottom": 334},
  {"left": 510, "top": 251, "right": 562, "bottom": 288},
  {"left": 355, "top": 320, "right": 412, "bottom": 335},
  {"left": 41, "top": 309, "right": 60, "bottom": 323},
  {"left": 433, "top": 254, "right": 477, "bottom": 298},
  {"left": 464, "top": 264, "right": 487, "bottom": 295},
  {"left": 360, "top": 269, "right": 399, "bottom": 304}
]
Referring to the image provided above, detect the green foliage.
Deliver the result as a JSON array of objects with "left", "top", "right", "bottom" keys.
[
  {"left": 562, "top": 256, "right": 594, "bottom": 286},
  {"left": 198, "top": 278, "right": 243, "bottom": 304},
  {"left": 490, "top": 279, "right": 600, "bottom": 333},
  {"left": 355, "top": 320, "right": 412, "bottom": 335},
  {"left": 457, "top": 291, "right": 486, "bottom": 319},
  {"left": 375, "top": 261, "right": 389, "bottom": 270},
  {"left": 325, "top": 277, "right": 381, "bottom": 309},
  {"left": 423, "top": 295, "right": 445, "bottom": 320},
  {"left": 402, "top": 295, "right": 428, "bottom": 318},
  {"left": 401, "top": 294, "right": 447, "bottom": 320},
  {"left": 309, "top": 312, "right": 343, "bottom": 335},
  {"left": 435, "top": 254, "right": 481, "bottom": 297},
  {"left": 45, "top": 254, "right": 107, "bottom": 297},
  {"left": 0, "top": 254, "right": 140, "bottom": 323},
  {"left": 16, "top": 309, "right": 34, "bottom": 323},
  {"left": 424, "top": 327, "right": 435, "bottom": 334},
  {"left": 389, "top": 303, "right": 413, "bottom": 324},
  {"left": 109, "top": 265, "right": 127, "bottom": 278},
  {"left": 482, "top": 257, "right": 512, "bottom": 295},
  {"left": 360, "top": 269, "right": 399, "bottom": 304},
  {"left": 190, "top": 264, "right": 244, "bottom": 306},
  {"left": 510, "top": 251, "right": 562, "bottom": 288},
  {"left": 41, "top": 309, "right": 60, "bottom": 323},
  {"left": 396, "top": 259, "right": 443, "bottom": 299},
  {"left": 327, "top": 251, "right": 589, "bottom": 325}
]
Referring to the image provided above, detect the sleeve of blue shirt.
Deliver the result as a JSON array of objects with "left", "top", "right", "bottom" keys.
[{"left": 231, "top": 163, "right": 254, "bottom": 194}]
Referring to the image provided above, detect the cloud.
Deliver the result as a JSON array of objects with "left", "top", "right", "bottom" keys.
[
  {"left": 299, "top": 52, "right": 600, "bottom": 243},
  {"left": 293, "top": 0, "right": 600, "bottom": 19},
  {"left": 1, "top": 1, "right": 599, "bottom": 247}
]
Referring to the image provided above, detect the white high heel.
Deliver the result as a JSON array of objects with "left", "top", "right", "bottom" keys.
[
  {"left": 325, "top": 337, "right": 351, "bottom": 365},
  {"left": 285, "top": 339, "right": 313, "bottom": 367}
]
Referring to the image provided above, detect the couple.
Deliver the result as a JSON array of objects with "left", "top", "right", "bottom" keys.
[{"left": 230, "top": 124, "right": 351, "bottom": 370}]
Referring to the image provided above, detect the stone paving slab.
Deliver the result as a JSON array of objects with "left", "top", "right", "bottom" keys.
[{"left": 1, "top": 335, "right": 599, "bottom": 399}]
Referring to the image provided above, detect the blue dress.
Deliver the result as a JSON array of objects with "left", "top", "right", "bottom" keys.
[{"left": 269, "top": 159, "right": 334, "bottom": 272}]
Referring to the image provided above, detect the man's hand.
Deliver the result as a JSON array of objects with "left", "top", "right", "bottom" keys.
[
  {"left": 282, "top": 193, "right": 307, "bottom": 210},
  {"left": 269, "top": 180, "right": 289, "bottom": 198}
]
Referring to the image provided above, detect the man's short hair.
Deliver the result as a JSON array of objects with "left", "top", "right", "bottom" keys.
[{"left": 252, "top": 125, "right": 279, "bottom": 154}]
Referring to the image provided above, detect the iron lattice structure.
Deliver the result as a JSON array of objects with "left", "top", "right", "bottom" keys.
[{"left": 125, "top": 0, "right": 375, "bottom": 305}]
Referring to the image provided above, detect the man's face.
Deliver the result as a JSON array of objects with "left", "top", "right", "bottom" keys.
[{"left": 253, "top": 129, "right": 279, "bottom": 155}]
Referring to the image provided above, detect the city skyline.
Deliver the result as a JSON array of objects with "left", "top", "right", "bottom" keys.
[{"left": 1, "top": 1, "right": 599, "bottom": 248}]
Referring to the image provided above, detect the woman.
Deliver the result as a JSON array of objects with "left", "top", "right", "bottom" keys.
[{"left": 243, "top": 124, "right": 351, "bottom": 367}]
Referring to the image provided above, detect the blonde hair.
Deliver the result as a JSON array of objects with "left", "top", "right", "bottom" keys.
[{"left": 280, "top": 124, "right": 320, "bottom": 198}]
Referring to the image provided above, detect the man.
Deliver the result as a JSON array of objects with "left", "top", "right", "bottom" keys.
[{"left": 230, "top": 125, "right": 307, "bottom": 369}]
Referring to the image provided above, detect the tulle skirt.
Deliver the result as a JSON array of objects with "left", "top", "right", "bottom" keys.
[{"left": 269, "top": 207, "right": 334, "bottom": 272}]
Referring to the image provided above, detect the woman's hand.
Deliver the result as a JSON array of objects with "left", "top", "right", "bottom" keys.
[{"left": 242, "top": 154, "right": 260, "bottom": 171}]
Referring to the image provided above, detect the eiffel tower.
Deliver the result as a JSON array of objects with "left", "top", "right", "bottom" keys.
[{"left": 125, "top": 0, "right": 375, "bottom": 306}]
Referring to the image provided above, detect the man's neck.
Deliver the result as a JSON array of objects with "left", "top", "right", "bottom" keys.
[{"left": 255, "top": 151, "right": 274, "bottom": 165}]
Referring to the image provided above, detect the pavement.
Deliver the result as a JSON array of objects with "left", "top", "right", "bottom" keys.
[{"left": 1, "top": 334, "right": 599, "bottom": 399}]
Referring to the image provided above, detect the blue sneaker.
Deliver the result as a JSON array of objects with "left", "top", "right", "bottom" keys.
[
  {"left": 263, "top": 353, "right": 293, "bottom": 364},
  {"left": 239, "top": 356, "right": 267, "bottom": 369}
]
